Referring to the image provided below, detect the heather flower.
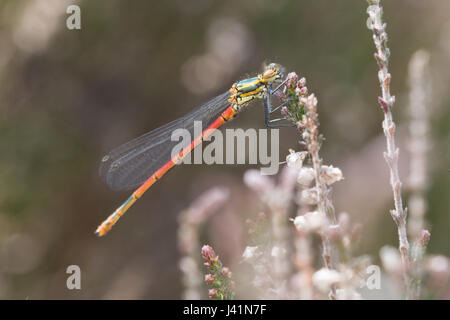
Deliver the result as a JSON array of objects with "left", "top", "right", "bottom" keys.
[
  {"left": 208, "top": 288, "right": 218, "bottom": 299},
  {"left": 298, "top": 77, "right": 307, "bottom": 88},
  {"left": 301, "top": 188, "right": 319, "bottom": 205},
  {"left": 312, "top": 268, "right": 343, "bottom": 293},
  {"left": 419, "top": 230, "right": 431, "bottom": 248},
  {"left": 297, "top": 167, "right": 315, "bottom": 186},
  {"left": 321, "top": 165, "right": 343, "bottom": 186},
  {"left": 293, "top": 215, "right": 307, "bottom": 232},
  {"left": 285, "top": 72, "right": 299, "bottom": 88},
  {"left": 201, "top": 245, "right": 217, "bottom": 267},
  {"left": 204, "top": 274, "right": 216, "bottom": 285},
  {"left": 242, "top": 246, "right": 261, "bottom": 262},
  {"left": 293, "top": 211, "right": 328, "bottom": 233},
  {"left": 221, "top": 267, "right": 231, "bottom": 277},
  {"left": 286, "top": 150, "right": 308, "bottom": 170},
  {"left": 201, "top": 245, "right": 234, "bottom": 300}
]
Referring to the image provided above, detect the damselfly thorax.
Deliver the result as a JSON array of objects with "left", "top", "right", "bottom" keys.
[{"left": 229, "top": 63, "right": 281, "bottom": 111}]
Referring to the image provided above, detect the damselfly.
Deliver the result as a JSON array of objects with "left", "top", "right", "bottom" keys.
[{"left": 96, "top": 63, "right": 293, "bottom": 236}]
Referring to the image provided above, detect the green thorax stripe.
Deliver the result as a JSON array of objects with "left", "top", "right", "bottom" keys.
[{"left": 235, "top": 76, "right": 263, "bottom": 94}]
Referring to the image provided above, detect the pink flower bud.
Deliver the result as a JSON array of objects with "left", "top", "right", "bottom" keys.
[
  {"left": 417, "top": 229, "right": 431, "bottom": 248},
  {"left": 298, "top": 77, "right": 307, "bottom": 88},
  {"left": 285, "top": 72, "right": 299, "bottom": 88},
  {"left": 204, "top": 274, "right": 216, "bottom": 285},
  {"left": 201, "top": 245, "right": 217, "bottom": 265},
  {"left": 208, "top": 288, "right": 218, "bottom": 299},
  {"left": 222, "top": 267, "right": 231, "bottom": 277}
]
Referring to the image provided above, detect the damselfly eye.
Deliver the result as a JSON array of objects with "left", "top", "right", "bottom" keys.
[{"left": 263, "top": 63, "right": 280, "bottom": 80}]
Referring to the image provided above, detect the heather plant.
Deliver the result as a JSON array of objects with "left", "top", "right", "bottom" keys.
[
  {"left": 242, "top": 166, "right": 297, "bottom": 299},
  {"left": 232, "top": 74, "right": 370, "bottom": 300},
  {"left": 178, "top": 187, "right": 229, "bottom": 299},
  {"left": 201, "top": 245, "right": 235, "bottom": 300},
  {"left": 1, "top": 0, "right": 449, "bottom": 303},
  {"left": 175, "top": 0, "right": 450, "bottom": 300},
  {"left": 366, "top": 0, "right": 412, "bottom": 294}
]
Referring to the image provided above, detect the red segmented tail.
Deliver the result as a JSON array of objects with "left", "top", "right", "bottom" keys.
[{"left": 95, "top": 106, "right": 237, "bottom": 236}]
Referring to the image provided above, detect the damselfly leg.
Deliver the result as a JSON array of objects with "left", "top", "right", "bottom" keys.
[{"left": 264, "top": 80, "right": 296, "bottom": 128}]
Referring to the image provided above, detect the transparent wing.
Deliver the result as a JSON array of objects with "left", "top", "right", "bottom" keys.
[{"left": 99, "top": 91, "right": 231, "bottom": 191}]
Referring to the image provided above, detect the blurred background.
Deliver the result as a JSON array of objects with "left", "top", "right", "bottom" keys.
[{"left": 0, "top": 0, "right": 448, "bottom": 299}]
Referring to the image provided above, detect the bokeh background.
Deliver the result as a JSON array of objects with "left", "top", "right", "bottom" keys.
[{"left": 0, "top": 0, "right": 448, "bottom": 299}]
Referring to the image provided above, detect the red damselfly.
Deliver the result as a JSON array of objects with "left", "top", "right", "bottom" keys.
[{"left": 96, "top": 63, "right": 292, "bottom": 236}]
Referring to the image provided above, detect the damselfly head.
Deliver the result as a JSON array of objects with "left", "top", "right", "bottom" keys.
[{"left": 262, "top": 63, "right": 283, "bottom": 83}]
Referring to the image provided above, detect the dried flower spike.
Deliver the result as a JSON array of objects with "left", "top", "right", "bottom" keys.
[{"left": 366, "top": 0, "right": 411, "bottom": 294}]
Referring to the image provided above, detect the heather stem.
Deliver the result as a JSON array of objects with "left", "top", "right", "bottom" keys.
[
  {"left": 304, "top": 96, "right": 337, "bottom": 299},
  {"left": 366, "top": 0, "right": 411, "bottom": 295},
  {"left": 407, "top": 50, "right": 432, "bottom": 299},
  {"left": 277, "top": 73, "right": 340, "bottom": 299},
  {"left": 407, "top": 50, "right": 431, "bottom": 242}
]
